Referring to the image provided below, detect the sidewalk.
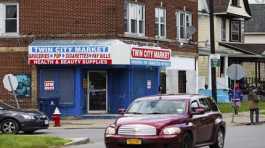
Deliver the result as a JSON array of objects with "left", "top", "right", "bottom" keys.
[
  {"left": 49, "top": 119, "right": 115, "bottom": 129},
  {"left": 223, "top": 111, "right": 265, "bottom": 126},
  {"left": 49, "top": 112, "right": 265, "bottom": 129}
]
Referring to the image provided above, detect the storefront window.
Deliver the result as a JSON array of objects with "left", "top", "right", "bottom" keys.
[
  {"left": 15, "top": 74, "right": 31, "bottom": 97},
  {"left": 39, "top": 69, "right": 74, "bottom": 106}
]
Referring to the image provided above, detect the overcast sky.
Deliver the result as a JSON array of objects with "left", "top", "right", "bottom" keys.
[{"left": 248, "top": 0, "right": 265, "bottom": 4}]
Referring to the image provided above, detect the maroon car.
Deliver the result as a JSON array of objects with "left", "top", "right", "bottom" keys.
[{"left": 105, "top": 94, "right": 226, "bottom": 148}]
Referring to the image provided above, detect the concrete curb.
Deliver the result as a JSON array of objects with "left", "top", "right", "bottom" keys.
[
  {"left": 50, "top": 126, "right": 107, "bottom": 129},
  {"left": 64, "top": 137, "right": 90, "bottom": 147}
]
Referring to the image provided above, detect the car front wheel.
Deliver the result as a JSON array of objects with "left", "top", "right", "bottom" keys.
[
  {"left": 0, "top": 119, "right": 19, "bottom": 134},
  {"left": 210, "top": 129, "right": 225, "bottom": 148}
]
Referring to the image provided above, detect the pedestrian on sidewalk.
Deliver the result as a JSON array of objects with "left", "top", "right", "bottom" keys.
[
  {"left": 229, "top": 83, "right": 243, "bottom": 115},
  {"left": 248, "top": 86, "right": 259, "bottom": 125}
]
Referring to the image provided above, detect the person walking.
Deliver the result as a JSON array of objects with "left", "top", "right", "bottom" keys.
[
  {"left": 248, "top": 87, "right": 259, "bottom": 125},
  {"left": 229, "top": 83, "right": 243, "bottom": 115}
]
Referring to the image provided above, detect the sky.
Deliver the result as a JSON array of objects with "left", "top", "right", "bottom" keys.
[{"left": 248, "top": 0, "right": 265, "bottom": 4}]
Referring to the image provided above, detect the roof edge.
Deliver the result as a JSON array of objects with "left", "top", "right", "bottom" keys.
[{"left": 219, "top": 42, "right": 257, "bottom": 55}]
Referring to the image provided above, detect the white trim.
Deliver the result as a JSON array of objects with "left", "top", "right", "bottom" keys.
[
  {"left": 124, "top": 2, "right": 145, "bottom": 37},
  {"left": 87, "top": 71, "right": 108, "bottom": 113},
  {"left": 155, "top": 7, "right": 166, "bottom": 39},
  {"left": 176, "top": 10, "right": 192, "bottom": 41},
  {"left": 221, "top": 18, "right": 226, "bottom": 41},
  {"left": 245, "top": 32, "right": 265, "bottom": 35},
  {"left": 0, "top": 3, "right": 19, "bottom": 36}
]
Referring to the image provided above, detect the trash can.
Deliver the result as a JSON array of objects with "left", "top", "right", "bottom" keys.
[{"left": 39, "top": 97, "right": 59, "bottom": 119}]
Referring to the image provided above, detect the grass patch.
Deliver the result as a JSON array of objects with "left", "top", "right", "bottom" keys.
[
  {"left": 0, "top": 135, "right": 70, "bottom": 148},
  {"left": 218, "top": 101, "right": 265, "bottom": 113}
]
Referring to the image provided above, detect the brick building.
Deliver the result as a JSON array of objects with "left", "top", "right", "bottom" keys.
[{"left": 0, "top": 0, "right": 198, "bottom": 116}]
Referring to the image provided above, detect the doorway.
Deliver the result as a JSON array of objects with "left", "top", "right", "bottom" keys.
[
  {"left": 87, "top": 71, "right": 107, "bottom": 113},
  {"left": 178, "top": 71, "right": 187, "bottom": 93}
]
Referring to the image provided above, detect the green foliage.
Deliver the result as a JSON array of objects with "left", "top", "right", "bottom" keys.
[
  {"left": 0, "top": 135, "right": 69, "bottom": 148},
  {"left": 218, "top": 101, "right": 265, "bottom": 113}
]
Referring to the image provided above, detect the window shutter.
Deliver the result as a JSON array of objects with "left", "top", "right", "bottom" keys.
[{"left": 0, "top": 4, "right": 5, "bottom": 34}]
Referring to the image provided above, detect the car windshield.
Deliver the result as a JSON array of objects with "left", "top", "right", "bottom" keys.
[{"left": 127, "top": 99, "right": 186, "bottom": 114}]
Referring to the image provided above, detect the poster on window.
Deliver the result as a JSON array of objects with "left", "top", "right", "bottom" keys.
[
  {"left": 15, "top": 74, "right": 31, "bottom": 97},
  {"left": 147, "top": 80, "right": 152, "bottom": 89},
  {"left": 44, "top": 80, "right": 55, "bottom": 91}
]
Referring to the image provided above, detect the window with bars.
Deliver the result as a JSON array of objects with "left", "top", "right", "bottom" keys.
[
  {"left": 230, "top": 20, "right": 241, "bottom": 42},
  {"left": 155, "top": 8, "right": 166, "bottom": 38},
  {"left": 176, "top": 11, "right": 192, "bottom": 41},
  {"left": 124, "top": 1, "right": 145, "bottom": 36},
  {"left": 0, "top": 3, "right": 18, "bottom": 35}
]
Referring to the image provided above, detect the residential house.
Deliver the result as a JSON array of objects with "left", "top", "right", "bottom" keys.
[
  {"left": 234, "top": 4, "right": 265, "bottom": 89},
  {"left": 0, "top": 0, "right": 198, "bottom": 116},
  {"left": 198, "top": 0, "right": 253, "bottom": 102}
]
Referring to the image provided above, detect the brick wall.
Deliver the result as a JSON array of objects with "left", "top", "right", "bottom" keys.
[
  {"left": 19, "top": 0, "right": 197, "bottom": 53},
  {"left": 0, "top": 51, "right": 32, "bottom": 108},
  {"left": 20, "top": 0, "right": 118, "bottom": 36},
  {"left": 0, "top": 0, "right": 198, "bottom": 52}
]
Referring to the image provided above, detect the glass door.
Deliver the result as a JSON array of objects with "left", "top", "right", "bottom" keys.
[{"left": 87, "top": 71, "right": 107, "bottom": 113}]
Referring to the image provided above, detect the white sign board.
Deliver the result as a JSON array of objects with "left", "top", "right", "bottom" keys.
[
  {"left": 3, "top": 74, "right": 18, "bottom": 92},
  {"left": 130, "top": 47, "right": 171, "bottom": 67},
  {"left": 44, "top": 80, "right": 55, "bottom": 91},
  {"left": 209, "top": 54, "right": 221, "bottom": 60},
  {"left": 147, "top": 80, "right": 152, "bottom": 89}
]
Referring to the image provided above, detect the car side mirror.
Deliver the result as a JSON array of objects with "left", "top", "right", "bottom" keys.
[
  {"left": 118, "top": 108, "right": 126, "bottom": 114},
  {"left": 192, "top": 107, "right": 206, "bottom": 115}
]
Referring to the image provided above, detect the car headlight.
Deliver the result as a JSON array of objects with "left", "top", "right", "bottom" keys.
[
  {"left": 21, "top": 114, "right": 35, "bottom": 120},
  {"left": 162, "top": 127, "right": 181, "bottom": 135},
  {"left": 105, "top": 126, "right": 116, "bottom": 136}
]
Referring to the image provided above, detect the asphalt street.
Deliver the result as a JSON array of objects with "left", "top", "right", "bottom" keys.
[{"left": 38, "top": 124, "right": 265, "bottom": 148}]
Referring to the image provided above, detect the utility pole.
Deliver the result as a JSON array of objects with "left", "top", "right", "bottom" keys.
[{"left": 209, "top": 0, "right": 217, "bottom": 102}]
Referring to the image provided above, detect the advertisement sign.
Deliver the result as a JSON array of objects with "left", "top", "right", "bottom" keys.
[
  {"left": 28, "top": 40, "right": 172, "bottom": 66},
  {"left": 147, "top": 80, "right": 152, "bottom": 89},
  {"left": 130, "top": 47, "right": 171, "bottom": 67},
  {"left": 44, "top": 81, "right": 55, "bottom": 91},
  {"left": 28, "top": 46, "right": 112, "bottom": 65},
  {"left": 15, "top": 74, "right": 31, "bottom": 97}
]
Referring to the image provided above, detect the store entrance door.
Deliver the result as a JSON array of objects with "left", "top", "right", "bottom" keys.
[{"left": 87, "top": 71, "right": 107, "bottom": 113}]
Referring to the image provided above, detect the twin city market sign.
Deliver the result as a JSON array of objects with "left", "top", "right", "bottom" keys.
[
  {"left": 28, "top": 45, "right": 111, "bottom": 65},
  {"left": 130, "top": 47, "right": 171, "bottom": 67},
  {"left": 28, "top": 41, "right": 171, "bottom": 67}
]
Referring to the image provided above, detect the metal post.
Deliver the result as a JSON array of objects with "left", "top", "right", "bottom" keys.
[
  {"left": 258, "top": 62, "right": 261, "bottom": 82},
  {"left": 255, "top": 62, "right": 258, "bottom": 87},
  {"left": 7, "top": 76, "right": 20, "bottom": 109},
  {"left": 209, "top": 0, "right": 217, "bottom": 102}
]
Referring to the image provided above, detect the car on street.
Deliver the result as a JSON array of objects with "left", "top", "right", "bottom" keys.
[
  {"left": 0, "top": 102, "right": 49, "bottom": 134},
  {"left": 105, "top": 94, "right": 226, "bottom": 148}
]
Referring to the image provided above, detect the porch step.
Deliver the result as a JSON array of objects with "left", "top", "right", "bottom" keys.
[{"left": 80, "top": 114, "right": 120, "bottom": 119}]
